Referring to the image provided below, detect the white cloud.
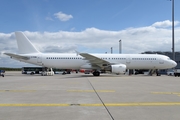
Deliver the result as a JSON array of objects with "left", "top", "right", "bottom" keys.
[
  {"left": 45, "top": 16, "right": 54, "bottom": 21},
  {"left": 54, "top": 11, "right": 73, "bottom": 21},
  {"left": 152, "top": 20, "right": 180, "bottom": 28},
  {"left": 1, "top": 20, "right": 180, "bottom": 67}
]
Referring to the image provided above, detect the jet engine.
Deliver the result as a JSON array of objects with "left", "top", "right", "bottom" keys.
[{"left": 111, "top": 64, "right": 126, "bottom": 74}]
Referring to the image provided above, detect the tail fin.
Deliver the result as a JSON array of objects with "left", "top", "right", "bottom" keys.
[{"left": 15, "top": 31, "right": 40, "bottom": 54}]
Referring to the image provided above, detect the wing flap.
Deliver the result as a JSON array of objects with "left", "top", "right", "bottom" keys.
[{"left": 80, "top": 53, "right": 110, "bottom": 68}]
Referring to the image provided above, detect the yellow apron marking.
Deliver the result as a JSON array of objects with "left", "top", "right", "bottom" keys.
[
  {"left": 67, "top": 90, "right": 115, "bottom": 93},
  {"left": 1, "top": 102, "right": 180, "bottom": 107},
  {"left": 151, "top": 92, "right": 180, "bottom": 95}
]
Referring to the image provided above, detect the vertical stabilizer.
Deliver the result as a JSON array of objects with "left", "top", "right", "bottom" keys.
[{"left": 15, "top": 31, "right": 40, "bottom": 54}]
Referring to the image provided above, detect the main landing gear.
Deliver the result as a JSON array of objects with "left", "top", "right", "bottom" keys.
[{"left": 93, "top": 71, "right": 100, "bottom": 76}]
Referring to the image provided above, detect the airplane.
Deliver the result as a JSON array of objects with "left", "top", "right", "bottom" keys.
[{"left": 4, "top": 31, "right": 177, "bottom": 76}]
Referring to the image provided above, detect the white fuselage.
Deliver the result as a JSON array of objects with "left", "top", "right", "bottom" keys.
[{"left": 18, "top": 53, "right": 177, "bottom": 70}]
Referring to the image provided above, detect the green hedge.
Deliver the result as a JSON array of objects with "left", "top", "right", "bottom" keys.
[{"left": 0, "top": 67, "right": 21, "bottom": 71}]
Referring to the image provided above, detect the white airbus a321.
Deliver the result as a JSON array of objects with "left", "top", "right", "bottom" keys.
[{"left": 4, "top": 32, "right": 177, "bottom": 76}]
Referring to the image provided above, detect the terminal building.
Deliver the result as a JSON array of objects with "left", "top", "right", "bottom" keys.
[{"left": 142, "top": 51, "right": 180, "bottom": 68}]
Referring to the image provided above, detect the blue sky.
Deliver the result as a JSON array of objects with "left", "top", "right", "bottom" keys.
[
  {"left": 0, "top": 0, "right": 179, "bottom": 32},
  {"left": 1, "top": 0, "right": 180, "bottom": 67}
]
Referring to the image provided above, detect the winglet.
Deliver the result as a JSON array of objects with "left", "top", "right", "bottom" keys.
[
  {"left": 75, "top": 50, "right": 80, "bottom": 56},
  {"left": 15, "top": 31, "right": 40, "bottom": 54}
]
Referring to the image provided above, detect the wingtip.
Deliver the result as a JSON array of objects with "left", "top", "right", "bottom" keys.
[{"left": 75, "top": 50, "right": 80, "bottom": 56}]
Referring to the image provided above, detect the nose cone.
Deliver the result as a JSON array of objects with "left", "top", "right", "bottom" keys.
[
  {"left": 172, "top": 61, "right": 177, "bottom": 68},
  {"left": 170, "top": 60, "right": 177, "bottom": 68}
]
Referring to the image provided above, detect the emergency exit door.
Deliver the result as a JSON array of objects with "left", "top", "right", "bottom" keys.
[{"left": 37, "top": 55, "right": 42, "bottom": 63}]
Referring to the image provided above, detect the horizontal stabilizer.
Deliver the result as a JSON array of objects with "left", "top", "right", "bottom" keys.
[{"left": 4, "top": 53, "right": 30, "bottom": 60}]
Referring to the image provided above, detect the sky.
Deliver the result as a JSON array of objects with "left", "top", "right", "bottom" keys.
[{"left": 0, "top": 0, "right": 180, "bottom": 67}]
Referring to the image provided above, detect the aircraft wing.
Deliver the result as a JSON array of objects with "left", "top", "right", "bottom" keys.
[
  {"left": 79, "top": 53, "right": 110, "bottom": 68},
  {"left": 4, "top": 53, "right": 30, "bottom": 60}
]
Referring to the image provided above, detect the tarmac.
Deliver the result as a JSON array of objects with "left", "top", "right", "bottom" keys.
[{"left": 0, "top": 71, "right": 180, "bottom": 120}]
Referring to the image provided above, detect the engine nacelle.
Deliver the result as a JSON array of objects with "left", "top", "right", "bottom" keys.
[{"left": 111, "top": 64, "right": 126, "bottom": 74}]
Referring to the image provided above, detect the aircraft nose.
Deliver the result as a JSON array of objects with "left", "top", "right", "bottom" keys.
[{"left": 172, "top": 61, "right": 177, "bottom": 68}]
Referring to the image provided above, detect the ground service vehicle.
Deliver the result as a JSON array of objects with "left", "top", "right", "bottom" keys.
[
  {"left": 174, "top": 69, "right": 180, "bottom": 77},
  {"left": 41, "top": 68, "right": 54, "bottom": 76},
  {"left": 167, "top": 69, "right": 174, "bottom": 76},
  {"left": 22, "top": 67, "right": 43, "bottom": 75},
  {"left": 0, "top": 70, "right": 5, "bottom": 77}
]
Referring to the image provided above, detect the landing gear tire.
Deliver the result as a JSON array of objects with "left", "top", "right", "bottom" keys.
[{"left": 93, "top": 71, "right": 100, "bottom": 76}]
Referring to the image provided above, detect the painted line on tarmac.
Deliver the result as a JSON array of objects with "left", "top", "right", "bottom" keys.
[
  {"left": 67, "top": 90, "right": 115, "bottom": 93},
  {"left": 1, "top": 102, "right": 180, "bottom": 107},
  {"left": 151, "top": 92, "right": 180, "bottom": 95}
]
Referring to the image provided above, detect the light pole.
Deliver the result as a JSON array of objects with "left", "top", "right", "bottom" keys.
[
  {"left": 171, "top": 0, "right": 175, "bottom": 61},
  {"left": 119, "top": 40, "right": 122, "bottom": 54}
]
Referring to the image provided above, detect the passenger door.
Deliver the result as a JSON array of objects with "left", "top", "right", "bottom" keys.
[{"left": 126, "top": 56, "right": 131, "bottom": 64}]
